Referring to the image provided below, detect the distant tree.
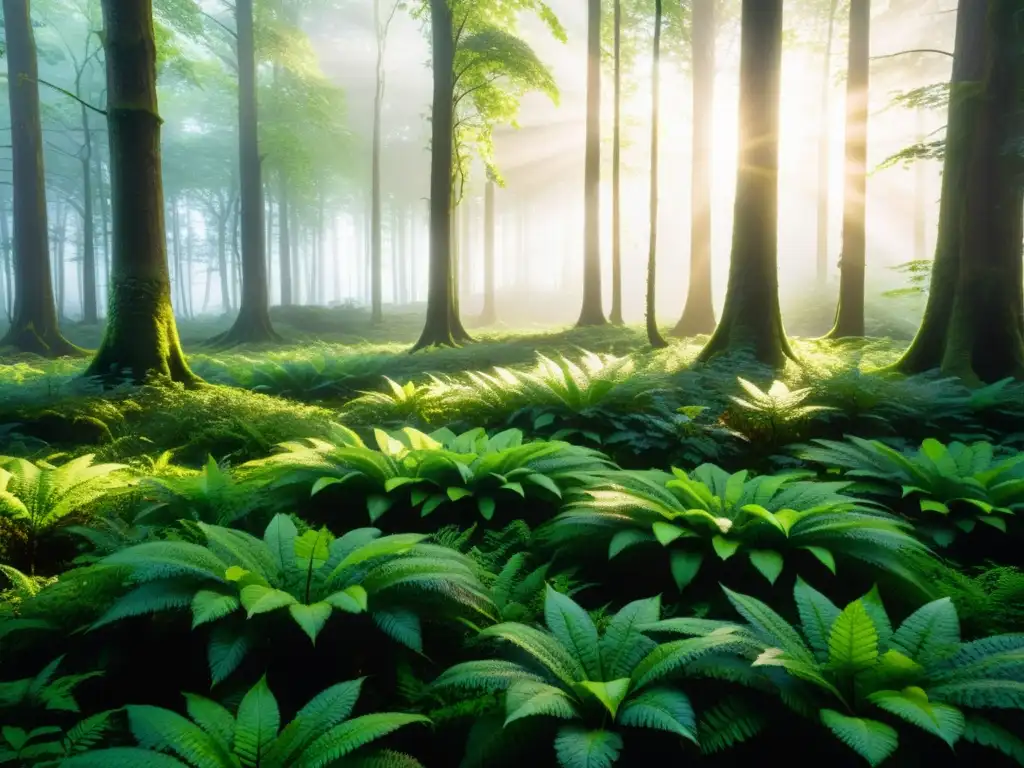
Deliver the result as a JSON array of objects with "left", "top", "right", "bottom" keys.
[
  {"left": 827, "top": 0, "right": 870, "bottom": 338},
  {"left": 0, "top": 0, "right": 80, "bottom": 356},
  {"left": 645, "top": 0, "right": 666, "bottom": 349},
  {"left": 696, "top": 0, "right": 794, "bottom": 368},
  {"left": 85, "top": 0, "right": 198, "bottom": 384}
]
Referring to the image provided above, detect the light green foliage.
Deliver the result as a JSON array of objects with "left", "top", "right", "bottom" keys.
[
  {"left": 0, "top": 657, "right": 102, "bottom": 715},
  {"left": 797, "top": 436, "right": 1024, "bottom": 546},
  {"left": 546, "top": 462, "right": 933, "bottom": 594},
  {"left": 716, "top": 581, "right": 1024, "bottom": 765},
  {"left": 0, "top": 709, "right": 114, "bottom": 766},
  {"left": 94, "top": 514, "right": 493, "bottom": 681},
  {"left": 62, "top": 677, "right": 428, "bottom": 767},
  {"left": 723, "top": 377, "right": 836, "bottom": 449},
  {"left": 135, "top": 455, "right": 264, "bottom": 527},
  {"left": 432, "top": 587, "right": 748, "bottom": 767},
  {"left": 247, "top": 425, "right": 608, "bottom": 525}
]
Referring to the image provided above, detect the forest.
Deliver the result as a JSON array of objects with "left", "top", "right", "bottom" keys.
[{"left": 1, "top": 0, "right": 1023, "bottom": 765}]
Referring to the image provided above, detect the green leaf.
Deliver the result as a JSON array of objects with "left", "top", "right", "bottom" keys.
[
  {"left": 234, "top": 676, "right": 280, "bottom": 767},
  {"left": 618, "top": 687, "right": 697, "bottom": 743},
  {"left": 289, "top": 602, "right": 333, "bottom": 644},
  {"left": 324, "top": 585, "right": 368, "bottom": 614},
  {"left": 748, "top": 549, "right": 784, "bottom": 584},
  {"left": 868, "top": 687, "right": 964, "bottom": 748},
  {"left": 803, "top": 546, "right": 837, "bottom": 574},
  {"left": 191, "top": 590, "right": 241, "bottom": 629},
  {"left": 292, "top": 713, "right": 429, "bottom": 767},
  {"left": 793, "top": 577, "right": 840, "bottom": 658},
  {"left": 669, "top": 550, "right": 703, "bottom": 591},
  {"left": 652, "top": 522, "right": 689, "bottom": 546},
  {"left": 477, "top": 497, "right": 496, "bottom": 520},
  {"left": 208, "top": 625, "right": 251, "bottom": 685},
  {"left": 263, "top": 514, "right": 299, "bottom": 584},
  {"left": 820, "top": 709, "right": 899, "bottom": 767},
  {"left": 367, "top": 495, "right": 395, "bottom": 523},
  {"left": 711, "top": 536, "right": 740, "bottom": 560},
  {"left": 723, "top": 586, "right": 815, "bottom": 664},
  {"left": 62, "top": 749, "right": 191, "bottom": 767},
  {"left": 575, "top": 679, "right": 631, "bottom": 719},
  {"left": 239, "top": 585, "right": 297, "bottom": 617},
  {"left": 890, "top": 598, "right": 960, "bottom": 663},
  {"left": 504, "top": 680, "right": 579, "bottom": 726},
  {"left": 544, "top": 586, "right": 602, "bottom": 678},
  {"left": 553, "top": 726, "right": 623, "bottom": 768},
  {"left": 420, "top": 494, "right": 447, "bottom": 517},
  {"left": 828, "top": 601, "right": 879, "bottom": 671},
  {"left": 447, "top": 487, "right": 473, "bottom": 502},
  {"left": 373, "top": 609, "right": 422, "bottom": 652},
  {"left": 608, "top": 529, "right": 653, "bottom": 559}
]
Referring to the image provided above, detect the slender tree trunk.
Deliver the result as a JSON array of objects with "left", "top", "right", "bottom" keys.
[
  {"left": 54, "top": 205, "right": 66, "bottom": 320},
  {"left": 371, "top": 0, "right": 385, "bottom": 323},
  {"left": 609, "top": 0, "right": 623, "bottom": 325},
  {"left": 816, "top": 0, "right": 840, "bottom": 284},
  {"left": 412, "top": 0, "right": 461, "bottom": 350},
  {"left": 894, "top": 0, "right": 987, "bottom": 375},
  {"left": 95, "top": 147, "right": 110, "bottom": 309},
  {"left": 576, "top": 0, "right": 607, "bottom": 327},
  {"left": 217, "top": 201, "right": 230, "bottom": 312},
  {"left": 79, "top": 102, "right": 97, "bottom": 324},
  {"left": 390, "top": 207, "right": 400, "bottom": 305},
  {"left": 914, "top": 106, "right": 927, "bottom": 263},
  {"left": 0, "top": 0, "right": 79, "bottom": 355},
  {"left": 827, "top": 0, "right": 870, "bottom": 338},
  {"left": 212, "top": 0, "right": 279, "bottom": 345},
  {"left": 0, "top": 188, "right": 8, "bottom": 320},
  {"left": 647, "top": 0, "right": 668, "bottom": 348},
  {"left": 696, "top": 0, "right": 793, "bottom": 367},
  {"left": 185, "top": 201, "right": 195, "bottom": 318},
  {"left": 460, "top": 195, "right": 471, "bottom": 303},
  {"left": 277, "top": 184, "right": 291, "bottom": 306},
  {"left": 673, "top": 0, "right": 717, "bottom": 337},
  {"left": 481, "top": 176, "right": 497, "bottom": 324},
  {"left": 85, "top": 0, "right": 197, "bottom": 384}
]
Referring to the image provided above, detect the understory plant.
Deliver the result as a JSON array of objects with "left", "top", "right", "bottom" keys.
[
  {"left": 431, "top": 586, "right": 746, "bottom": 767},
  {"left": 94, "top": 514, "right": 494, "bottom": 682},
  {"left": 544, "top": 464, "right": 934, "bottom": 594},
  {"left": 656, "top": 580, "right": 1024, "bottom": 765},
  {"left": 796, "top": 437, "right": 1024, "bottom": 546},
  {"left": 62, "top": 676, "right": 430, "bottom": 767}
]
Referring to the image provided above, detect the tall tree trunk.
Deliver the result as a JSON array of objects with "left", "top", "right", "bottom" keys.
[
  {"left": 217, "top": 200, "right": 230, "bottom": 312},
  {"left": 54, "top": 205, "right": 66, "bottom": 320},
  {"left": 371, "top": 0, "right": 385, "bottom": 323},
  {"left": 914, "top": 106, "right": 927, "bottom": 263},
  {"left": 212, "top": 0, "right": 279, "bottom": 345},
  {"left": 460, "top": 195, "right": 471, "bottom": 303},
  {"left": 646, "top": 0, "right": 667, "bottom": 348},
  {"left": 94, "top": 146, "right": 110, "bottom": 309},
  {"left": 0, "top": 0, "right": 79, "bottom": 355},
  {"left": 481, "top": 176, "right": 497, "bottom": 324},
  {"left": 816, "top": 0, "right": 840, "bottom": 284},
  {"left": 609, "top": 0, "right": 623, "bottom": 325},
  {"left": 0, "top": 187, "right": 8, "bottom": 320},
  {"left": 85, "top": 0, "right": 197, "bottom": 384},
  {"left": 696, "top": 0, "right": 793, "bottom": 367},
  {"left": 673, "top": 0, "right": 717, "bottom": 336},
  {"left": 576, "top": 0, "right": 607, "bottom": 327},
  {"left": 827, "top": 0, "right": 870, "bottom": 338},
  {"left": 412, "top": 0, "right": 462, "bottom": 350},
  {"left": 391, "top": 207, "right": 400, "bottom": 304},
  {"left": 79, "top": 101, "right": 97, "bottom": 324},
  {"left": 185, "top": 200, "right": 195, "bottom": 318},
  {"left": 171, "top": 198, "right": 183, "bottom": 313}
]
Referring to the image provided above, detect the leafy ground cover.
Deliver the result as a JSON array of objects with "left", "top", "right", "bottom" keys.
[{"left": 2, "top": 317, "right": 1023, "bottom": 767}]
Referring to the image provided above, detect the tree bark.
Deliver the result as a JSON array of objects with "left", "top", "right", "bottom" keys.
[
  {"left": 816, "top": 0, "right": 840, "bottom": 285},
  {"left": 673, "top": 0, "right": 717, "bottom": 336},
  {"left": 217, "top": 197, "right": 230, "bottom": 312},
  {"left": 576, "top": 0, "right": 607, "bottom": 327},
  {"left": 646, "top": 0, "right": 667, "bottom": 349},
  {"left": 827, "top": 0, "right": 870, "bottom": 338},
  {"left": 695, "top": 0, "right": 794, "bottom": 368},
  {"left": 481, "top": 176, "right": 497, "bottom": 324},
  {"left": 0, "top": 187, "right": 9, "bottom": 320},
  {"left": 95, "top": 143, "right": 110, "bottom": 308},
  {"left": 371, "top": 0, "right": 385, "bottom": 323},
  {"left": 412, "top": 0, "right": 464, "bottom": 350},
  {"left": 0, "top": 0, "right": 80, "bottom": 356},
  {"left": 609, "top": 0, "right": 623, "bottom": 325},
  {"left": 84, "top": 0, "right": 197, "bottom": 385},
  {"left": 211, "top": 0, "right": 280, "bottom": 346},
  {"left": 79, "top": 99, "right": 98, "bottom": 324}
]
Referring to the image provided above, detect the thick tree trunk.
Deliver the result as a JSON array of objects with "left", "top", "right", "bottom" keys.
[
  {"left": 696, "top": 0, "right": 794, "bottom": 368},
  {"left": 673, "top": 0, "right": 717, "bottom": 336},
  {"left": 412, "top": 0, "right": 463, "bottom": 350},
  {"left": 609, "top": 0, "right": 623, "bottom": 325},
  {"left": 894, "top": 0, "right": 987, "bottom": 374},
  {"left": 481, "top": 177, "right": 497, "bottom": 324},
  {"left": 816, "top": 0, "right": 840, "bottom": 285},
  {"left": 646, "top": 0, "right": 667, "bottom": 349},
  {"left": 0, "top": 0, "right": 80, "bottom": 356},
  {"left": 79, "top": 103, "right": 98, "bottom": 324},
  {"left": 85, "top": 0, "right": 197, "bottom": 385},
  {"left": 827, "top": 0, "right": 870, "bottom": 338},
  {"left": 212, "top": 0, "right": 279, "bottom": 346},
  {"left": 576, "top": 0, "right": 607, "bottom": 327}
]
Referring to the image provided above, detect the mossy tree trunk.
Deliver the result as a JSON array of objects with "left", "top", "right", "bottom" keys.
[
  {"left": 0, "top": 0, "right": 80, "bottom": 356},
  {"left": 480, "top": 175, "right": 497, "bottom": 324},
  {"left": 576, "top": 0, "right": 607, "bottom": 328},
  {"left": 894, "top": 0, "right": 1023, "bottom": 382},
  {"left": 412, "top": 0, "right": 460, "bottom": 350},
  {"left": 827, "top": 0, "right": 870, "bottom": 339},
  {"left": 609, "top": 0, "right": 623, "bottom": 326},
  {"left": 646, "top": 0, "right": 667, "bottom": 349},
  {"left": 672, "top": 0, "right": 717, "bottom": 337},
  {"left": 84, "top": 0, "right": 197, "bottom": 385},
  {"left": 695, "top": 0, "right": 795, "bottom": 369},
  {"left": 211, "top": 0, "right": 280, "bottom": 347}
]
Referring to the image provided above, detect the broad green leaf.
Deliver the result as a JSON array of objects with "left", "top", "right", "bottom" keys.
[
  {"left": 544, "top": 586, "right": 602, "bottom": 678},
  {"left": 868, "top": 687, "right": 964, "bottom": 748},
  {"left": 748, "top": 549, "right": 784, "bottom": 584},
  {"left": 234, "top": 676, "right": 280, "bottom": 767},
  {"left": 617, "top": 687, "right": 696, "bottom": 742},
  {"left": 553, "top": 727, "right": 623, "bottom": 768},
  {"left": 890, "top": 598, "right": 960, "bottom": 663},
  {"left": 820, "top": 709, "right": 899, "bottom": 766},
  {"left": 793, "top": 577, "right": 840, "bottom": 658},
  {"left": 324, "top": 585, "right": 368, "bottom": 614},
  {"left": 669, "top": 550, "right": 703, "bottom": 591},
  {"left": 504, "top": 680, "right": 579, "bottom": 726},
  {"left": 828, "top": 601, "right": 879, "bottom": 671},
  {"left": 289, "top": 602, "right": 333, "bottom": 644},
  {"left": 239, "top": 586, "right": 297, "bottom": 617},
  {"left": 711, "top": 536, "right": 740, "bottom": 560},
  {"left": 575, "top": 679, "right": 631, "bottom": 718}
]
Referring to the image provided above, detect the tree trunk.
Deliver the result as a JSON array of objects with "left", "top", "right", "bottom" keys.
[
  {"left": 54, "top": 205, "right": 66, "bottom": 320},
  {"left": 412, "top": 0, "right": 462, "bottom": 350},
  {"left": 79, "top": 102, "right": 98, "bottom": 324},
  {"left": 893, "top": 0, "right": 987, "bottom": 375},
  {"left": 217, "top": 199, "right": 230, "bottom": 312},
  {"left": 827, "top": 0, "right": 870, "bottom": 338},
  {"left": 0, "top": 0, "right": 79, "bottom": 356},
  {"left": 672, "top": 0, "right": 717, "bottom": 337},
  {"left": 934, "top": 0, "right": 1024, "bottom": 382},
  {"left": 371, "top": 0, "right": 385, "bottom": 323},
  {"left": 646, "top": 0, "right": 667, "bottom": 348},
  {"left": 576, "top": 0, "right": 607, "bottom": 327},
  {"left": 0, "top": 187, "right": 9, "bottom": 320},
  {"left": 914, "top": 106, "right": 927, "bottom": 263},
  {"left": 212, "top": 0, "right": 279, "bottom": 345},
  {"left": 816, "top": 0, "right": 840, "bottom": 285},
  {"left": 481, "top": 176, "right": 497, "bottom": 324},
  {"left": 695, "top": 0, "right": 794, "bottom": 368},
  {"left": 609, "top": 0, "right": 623, "bottom": 325},
  {"left": 85, "top": 0, "right": 197, "bottom": 384},
  {"left": 94, "top": 145, "right": 110, "bottom": 309},
  {"left": 171, "top": 198, "right": 183, "bottom": 312}
]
